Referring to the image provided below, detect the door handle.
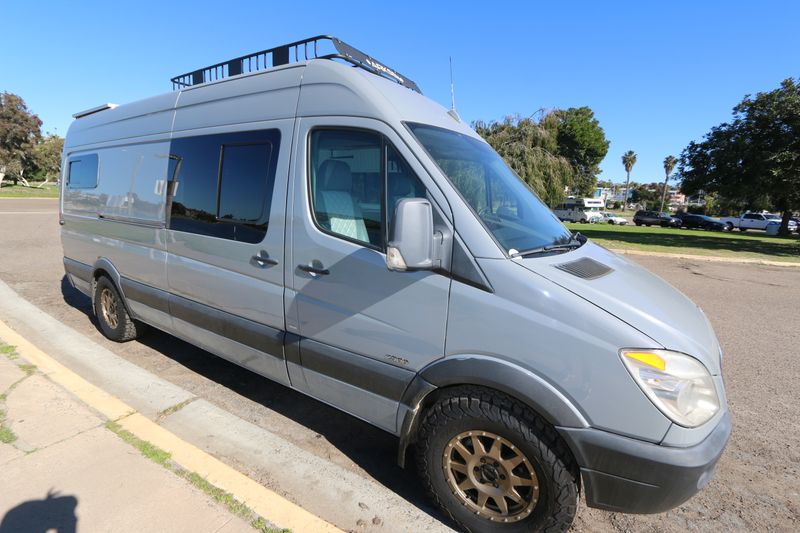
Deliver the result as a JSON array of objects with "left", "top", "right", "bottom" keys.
[
  {"left": 252, "top": 251, "right": 278, "bottom": 267},
  {"left": 298, "top": 262, "right": 330, "bottom": 276}
]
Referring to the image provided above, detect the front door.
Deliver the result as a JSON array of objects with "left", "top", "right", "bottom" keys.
[{"left": 286, "top": 118, "right": 451, "bottom": 432}]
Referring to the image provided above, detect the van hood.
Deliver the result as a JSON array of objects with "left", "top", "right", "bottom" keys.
[{"left": 516, "top": 242, "right": 722, "bottom": 375}]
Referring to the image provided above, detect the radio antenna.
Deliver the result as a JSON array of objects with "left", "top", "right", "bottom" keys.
[{"left": 448, "top": 56, "right": 461, "bottom": 121}]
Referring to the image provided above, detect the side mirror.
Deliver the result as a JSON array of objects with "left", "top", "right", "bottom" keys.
[{"left": 386, "top": 198, "right": 434, "bottom": 271}]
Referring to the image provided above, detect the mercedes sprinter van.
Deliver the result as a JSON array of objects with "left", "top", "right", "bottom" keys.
[{"left": 60, "top": 36, "right": 730, "bottom": 532}]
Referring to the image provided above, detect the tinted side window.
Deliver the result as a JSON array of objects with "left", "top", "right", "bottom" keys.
[
  {"left": 169, "top": 129, "right": 280, "bottom": 243},
  {"left": 67, "top": 154, "right": 98, "bottom": 189},
  {"left": 309, "top": 129, "right": 426, "bottom": 250}
]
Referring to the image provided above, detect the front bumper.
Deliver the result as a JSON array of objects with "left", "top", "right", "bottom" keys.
[{"left": 557, "top": 411, "right": 731, "bottom": 514}]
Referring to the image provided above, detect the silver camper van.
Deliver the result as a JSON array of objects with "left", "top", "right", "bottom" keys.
[{"left": 60, "top": 36, "right": 730, "bottom": 532}]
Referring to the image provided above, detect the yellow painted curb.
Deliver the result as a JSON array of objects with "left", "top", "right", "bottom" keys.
[
  {"left": 611, "top": 248, "right": 800, "bottom": 268},
  {"left": 0, "top": 321, "right": 132, "bottom": 420},
  {"left": 0, "top": 319, "right": 342, "bottom": 533},
  {"left": 119, "top": 413, "right": 341, "bottom": 533}
]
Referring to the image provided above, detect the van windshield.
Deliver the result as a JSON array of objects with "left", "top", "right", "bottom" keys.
[{"left": 408, "top": 123, "right": 572, "bottom": 254}]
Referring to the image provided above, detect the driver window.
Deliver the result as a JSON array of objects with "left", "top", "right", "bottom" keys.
[{"left": 310, "top": 129, "right": 426, "bottom": 250}]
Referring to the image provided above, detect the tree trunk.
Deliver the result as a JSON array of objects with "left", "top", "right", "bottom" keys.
[
  {"left": 622, "top": 171, "right": 631, "bottom": 212},
  {"left": 779, "top": 209, "right": 793, "bottom": 237},
  {"left": 659, "top": 171, "right": 669, "bottom": 213}
]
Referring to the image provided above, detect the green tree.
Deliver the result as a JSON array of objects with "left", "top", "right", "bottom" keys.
[
  {"left": 680, "top": 78, "right": 800, "bottom": 235},
  {"left": 551, "top": 107, "right": 610, "bottom": 197},
  {"left": 621, "top": 150, "right": 637, "bottom": 211},
  {"left": 0, "top": 92, "right": 42, "bottom": 186},
  {"left": 660, "top": 155, "right": 678, "bottom": 212},
  {"left": 631, "top": 182, "right": 664, "bottom": 209},
  {"left": 32, "top": 134, "right": 64, "bottom": 184},
  {"left": 473, "top": 114, "right": 574, "bottom": 206}
]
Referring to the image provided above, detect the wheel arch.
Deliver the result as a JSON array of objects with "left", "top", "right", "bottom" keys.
[
  {"left": 91, "top": 258, "right": 135, "bottom": 318},
  {"left": 396, "top": 355, "right": 589, "bottom": 468}
]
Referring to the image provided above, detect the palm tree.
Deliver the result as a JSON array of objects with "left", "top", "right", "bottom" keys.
[
  {"left": 621, "top": 151, "right": 637, "bottom": 211},
  {"left": 660, "top": 155, "right": 678, "bottom": 213}
]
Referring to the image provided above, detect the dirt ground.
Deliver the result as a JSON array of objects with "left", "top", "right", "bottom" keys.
[{"left": 1, "top": 199, "right": 798, "bottom": 532}]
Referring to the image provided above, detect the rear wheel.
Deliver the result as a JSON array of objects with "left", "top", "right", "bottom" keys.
[
  {"left": 417, "top": 387, "right": 578, "bottom": 533},
  {"left": 94, "top": 276, "right": 144, "bottom": 342}
]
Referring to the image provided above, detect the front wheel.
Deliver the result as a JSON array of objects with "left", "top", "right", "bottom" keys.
[{"left": 417, "top": 387, "right": 578, "bottom": 533}]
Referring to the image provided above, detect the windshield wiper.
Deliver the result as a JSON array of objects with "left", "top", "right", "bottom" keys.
[{"left": 513, "top": 233, "right": 586, "bottom": 258}]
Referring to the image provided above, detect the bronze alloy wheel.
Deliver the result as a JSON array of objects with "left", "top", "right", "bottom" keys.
[
  {"left": 443, "top": 430, "right": 540, "bottom": 522},
  {"left": 99, "top": 287, "right": 119, "bottom": 329}
]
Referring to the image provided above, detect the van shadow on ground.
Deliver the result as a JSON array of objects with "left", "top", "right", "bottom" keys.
[
  {"left": 0, "top": 490, "right": 77, "bottom": 533},
  {"left": 59, "top": 276, "right": 452, "bottom": 527}
]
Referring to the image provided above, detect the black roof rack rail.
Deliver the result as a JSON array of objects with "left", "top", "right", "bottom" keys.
[{"left": 170, "top": 35, "right": 421, "bottom": 94}]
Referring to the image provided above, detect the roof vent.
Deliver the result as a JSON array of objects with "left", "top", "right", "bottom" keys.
[{"left": 554, "top": 257, "right": 613, "bottom": 280}]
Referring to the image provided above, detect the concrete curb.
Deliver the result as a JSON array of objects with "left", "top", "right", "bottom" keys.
[
  {"left": 610, "top": 248, "right": 800, "bottom": 268},
  {"left": 0, "top": 319, "right": 343, "bottom": 533}
]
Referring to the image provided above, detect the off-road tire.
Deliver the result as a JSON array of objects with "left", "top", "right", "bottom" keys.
[
  {"left": 94, "top": 276, "right": 143, "bottom": 342},
  {"left": 416, "top": 386, "right": 578, "bottom": 533}
]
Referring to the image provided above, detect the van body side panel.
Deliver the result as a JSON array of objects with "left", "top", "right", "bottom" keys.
[
  {"left": 61, "top": 133, "right": 173, "bottom": 331},
  {"left": 172, "top": 65, "right": 303, "bottom": 132},
  {"left": 64, "top": 92, "right": 177, "bottom": 150}
]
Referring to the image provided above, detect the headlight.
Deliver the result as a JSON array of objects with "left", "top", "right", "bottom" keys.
[{"left": 620, "top": 349, "right": 720, "bottom": 428}]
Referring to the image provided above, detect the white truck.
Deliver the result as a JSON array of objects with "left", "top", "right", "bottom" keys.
[{"left": 720, "top": 212, "right": 797, "bottom": 232}]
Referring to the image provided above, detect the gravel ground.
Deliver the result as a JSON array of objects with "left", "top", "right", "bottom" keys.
[{"left": 2, "top": 199, "right": 798, "bottom": 532}]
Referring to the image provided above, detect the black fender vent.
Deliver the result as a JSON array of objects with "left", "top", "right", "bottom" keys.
[{"left": 554, "top": 257, "right": 613, "bottom": 280}]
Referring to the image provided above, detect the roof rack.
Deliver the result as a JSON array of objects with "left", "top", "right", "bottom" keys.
[{"left": 170, "top": 35, "right": 421, "bottom": 93}]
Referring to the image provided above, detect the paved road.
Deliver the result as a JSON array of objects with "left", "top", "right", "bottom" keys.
[{"left": 1, "top": 198, "right": 798, "bottom": 532}]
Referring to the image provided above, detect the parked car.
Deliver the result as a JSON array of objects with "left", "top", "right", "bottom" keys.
[
  {"left": 719, "top": 212, "right": 798, "bottom": 232},
  {"left": 600, "top": 212, "right": 628, "bottom": 225},
  {"left": 633, "top": 210, "right": 681, "bottom": 227},
  {"left": 674, "top": 213, "right": 728, "bottom": 231},
  {"left": 59, "top": 35, "right": 730, "bottom": 533}
]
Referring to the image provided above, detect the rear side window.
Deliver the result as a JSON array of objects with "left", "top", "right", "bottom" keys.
[
  {"left": 67, "top": 154, "right": 98, "bottom": 189},
  {"left": 168, "top": 129, "right": 280, "bottom": 243}
]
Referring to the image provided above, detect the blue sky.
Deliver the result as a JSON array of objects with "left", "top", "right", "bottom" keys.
[{"left": 2, "top": 0, "right": 798, "bottom": 184}]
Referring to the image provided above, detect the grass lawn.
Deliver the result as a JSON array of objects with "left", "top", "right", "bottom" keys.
[
  {"left": 0, "top": 183, "right": 59, "bottom": 198},
  {"left": 566, "top": 222, "right": 800, "bottom": 263}
]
